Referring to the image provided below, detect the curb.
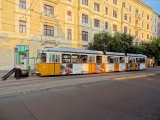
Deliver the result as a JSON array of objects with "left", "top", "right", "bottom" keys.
[
  {"left": 113, "top": 73, "right": 155, "bottom": 80},
  {"left": 0, "top": 79, "right": 113, "bottom": 98},
  {"left": 0, "top": 72, "right": 159, "bottom": 98}
]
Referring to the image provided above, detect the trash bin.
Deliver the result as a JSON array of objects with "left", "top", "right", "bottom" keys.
[
  {"left": 21, "top": 70, "right": 29, "bottom": 77},
  {"left": 27, "top": 66, "right": 31, "bottom": 71}
]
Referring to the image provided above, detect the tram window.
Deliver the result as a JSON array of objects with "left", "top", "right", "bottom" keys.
[
  {"left": 142, "top": 58, "right": 145, "bottom": 63},
  {"left": 49, "top": 54, "right": 55, "bottom": 62},
  {"left": 41, "top": 53, "right": 46, "bottom": 63},
  {"left": 81, "top": 55, "right": 88, "bottom": 63},
  {"left": 120, "top": 57, "right": 125, "bottom": 63},
  {"left": 114, "top": 57, "right": 119, "bottom": 63},
  {"left": 108, "top": 56, "right": 114, "bottom": 63},
  {"left": 72, "top": 54, "right": 80, "bottom": 63},
  {"left": 140, "top": 58, "right": 143, "bottom": 63},
  {"left": 89, "top": 56, "right": 95, "bottom": 63},
  {"left": 128, "top": 57, "right": 132, "bottom": 63},
  {"left": 136, "top": 58, "right": 140, "bottom": 63},
  {"left": 132, "top": 58, "right": 135, "bottom": 63},
  {"left": 62, "top": 54, "right": 71, "bottom": 63},
  {"left": 96, "top": 56, "right": 102, "bottom": 63},
  {"left": 56, "top": 55, "right": 60, "bottom": 63}
]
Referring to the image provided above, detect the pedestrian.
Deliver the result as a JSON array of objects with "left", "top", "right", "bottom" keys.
[{"left": 153, "top": 62, "right": 155, "bottom": 67}]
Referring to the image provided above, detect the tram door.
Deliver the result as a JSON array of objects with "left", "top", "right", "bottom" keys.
[
  {"left": 132, "top": 58, "right": 136, "bottom": 70},
  {"left": 49, "top": 54, "right": 61, "bottom": 75},
  {"left": 114, "top": 57, "right": 119, "bottom": 71},
  {"left": 88, "top": 55, "right": 96, "bottom": 73}
]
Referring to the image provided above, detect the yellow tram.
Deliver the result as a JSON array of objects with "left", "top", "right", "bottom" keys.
[{"left": 36, "top": 47, "right": 148, "bottom": 76}]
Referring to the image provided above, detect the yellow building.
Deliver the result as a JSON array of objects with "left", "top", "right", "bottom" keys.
[{"left": 0, "top": 0, "right": 154, "bottom": 70}]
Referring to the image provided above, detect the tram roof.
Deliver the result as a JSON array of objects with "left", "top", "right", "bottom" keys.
[
  {"left": 43, "top": 47, "right": 102, "bottom": 54},
  {"left": 39, "top": 47, "right": 147, "bottom": 57}
]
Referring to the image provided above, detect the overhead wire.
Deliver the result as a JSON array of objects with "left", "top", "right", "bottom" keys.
[
  {"left": 2, "top": 0, "right": 100, "bottom": 39},
  {"left": 22, "top": 0, "right": 36, "bottom": 18}
]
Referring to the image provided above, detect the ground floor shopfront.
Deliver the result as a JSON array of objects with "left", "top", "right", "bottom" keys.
[{"left": 0, "top": 37, "right": 80, "bottom": 70}]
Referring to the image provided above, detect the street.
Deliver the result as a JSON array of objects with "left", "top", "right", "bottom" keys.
[{"left": 0, "top": 74, "right": 160, "bottom": 120}]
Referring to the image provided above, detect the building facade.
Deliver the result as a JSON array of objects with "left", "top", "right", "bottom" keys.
[
  {"left": 152, "top": 12, "right": 159, "bottom": 38},
  {"left": 0, "top": 0, "right": 157, "bottom": 70},
  {"left": 158, "top": 15, "right": 160, "bottom": 38}
]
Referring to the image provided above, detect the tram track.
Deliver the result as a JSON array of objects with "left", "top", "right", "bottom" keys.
[{"left": 0, "top": 69, "right": 158, "bottom": 89}]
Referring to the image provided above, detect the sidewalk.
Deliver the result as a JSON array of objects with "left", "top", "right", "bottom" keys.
[{"left": 0, "top": 67, "right": 160, "bottom": 97}]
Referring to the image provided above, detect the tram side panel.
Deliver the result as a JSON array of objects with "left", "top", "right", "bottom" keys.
[{"left": 106, "top": 63, "right": 114, "bottom": 72}]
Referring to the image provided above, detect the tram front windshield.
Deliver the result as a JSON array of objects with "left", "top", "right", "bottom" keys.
[{"left": 41, "top": 53, "right": 46, "bottom": 63}]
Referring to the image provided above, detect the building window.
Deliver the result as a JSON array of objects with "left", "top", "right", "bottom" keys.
[
  {"left": 67, "top": 29, "right": 72, "bottom": 40},
  {"left": 82, "top": 31, "right": 88, "bottom": 41},
  {"left": 82, "top": 14, "right": 88, "bottom": 23},
  {"left": 142, "top": 22, "right": 143, "bottom": 28},
  {"left": 124, "top": 27, "right": 127, "bottom": 33},
  {"left": 44, "top": 25, "right": 54, "bottom": 36},
  {"left": 105, "top": 22, "right": 108, "bottom": 29},
  {"left": 129, "top": 17, "right": 131, "bottom": 23},
  {"left": 124, "top": 14, "right": 127, "bottom": 20},
  {"left": 142, "top": 12, "right": 144, "bottom": 17},
  {"left": 147, "top": 34, "right": 149, "bottom": 39},
  {"left": 155, "top": 27, "right": 157, "bottom": 32},
  {"left": 135, "top": 9, "right": 138, "bottom": 14},
  {"left": 94, "top": 19, "right": 100, "bottom": 27},
  {"left": 135, "top": 31, "right": 138, "bottom": 36},
  {"left": 147, "top": 24, "right": 149, "bottom": 29},
  {"left": 44, "top": 4, "right": 54, "bottom": 14},
  {"left": 113, "top": 0, "right": 117, "bottom": 5},
  {"left": 113, "top": 10, "right": 117, "bottom": 18},
  {"left": 129, "top": 29, "right": 131, "bottom": 34},
  {"left": 82, "top": 0, "right": 88, "bottom": 5},
  {"left": 142, "top": 33, "right": 143, "bottom": 38},
  {"left": 136, "top": 20, "right": 138, "bottom": 25},
  {"left": 147, "top": 15, "right": 149, "bottom": 20},
  {"left": 129, "top": 6, "right": 131, "bottom": 12},
  {"left": 94, "top": 3, "right": 99, "bottom": 12},
  {"left": 113, "top": 24, "right": 117, "bottom": 32},
  {"left": 67, "top": 11, "right": 72, "bottom": 20},
  {"left": 19, "top": 20, "right": 26, "bottom": 34},
  {"left": 19, "top": 0, "right": 26, "bottom": 9},
  {"left": 105, "top": 7, "right": 108, "bottom": 15},
  {"left": 122, "top": 2, "right": 125, "bottom": 7}
]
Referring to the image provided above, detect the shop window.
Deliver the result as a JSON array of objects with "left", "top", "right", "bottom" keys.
[{"left": 16, "top": 45, "right": 29, "bottom": 64}]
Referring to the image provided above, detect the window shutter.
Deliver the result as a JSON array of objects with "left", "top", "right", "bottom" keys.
[{"left": 51, "top": 7, "right": 54, "bottom": 14}]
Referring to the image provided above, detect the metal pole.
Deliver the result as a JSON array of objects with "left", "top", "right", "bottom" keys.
[{"left": 14, "top": 51, "right": 16, "bottom": 68}]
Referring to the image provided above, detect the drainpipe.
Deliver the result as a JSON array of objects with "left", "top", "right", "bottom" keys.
[{"left": 78, "top": 0, "right": 80, "bottom": 49}]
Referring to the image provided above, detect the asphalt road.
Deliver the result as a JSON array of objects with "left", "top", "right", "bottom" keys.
[{"left": 0, "top": 74, "right": 160, "bottom": 120}]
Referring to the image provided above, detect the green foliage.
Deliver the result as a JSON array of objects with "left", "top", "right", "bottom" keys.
[{"left": 88, "top": 31, "right": 160, "bottom": 59}]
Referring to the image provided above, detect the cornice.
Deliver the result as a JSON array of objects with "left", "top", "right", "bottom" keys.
[
  {"left": 14, "top": 11, "right": 31, "bottom": 17},
  {"left": 59, "top": 1, "right": 78, "bottom": 9},
  {"left": 44, "top": 0, "right": 60, "bottom": 4}
]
